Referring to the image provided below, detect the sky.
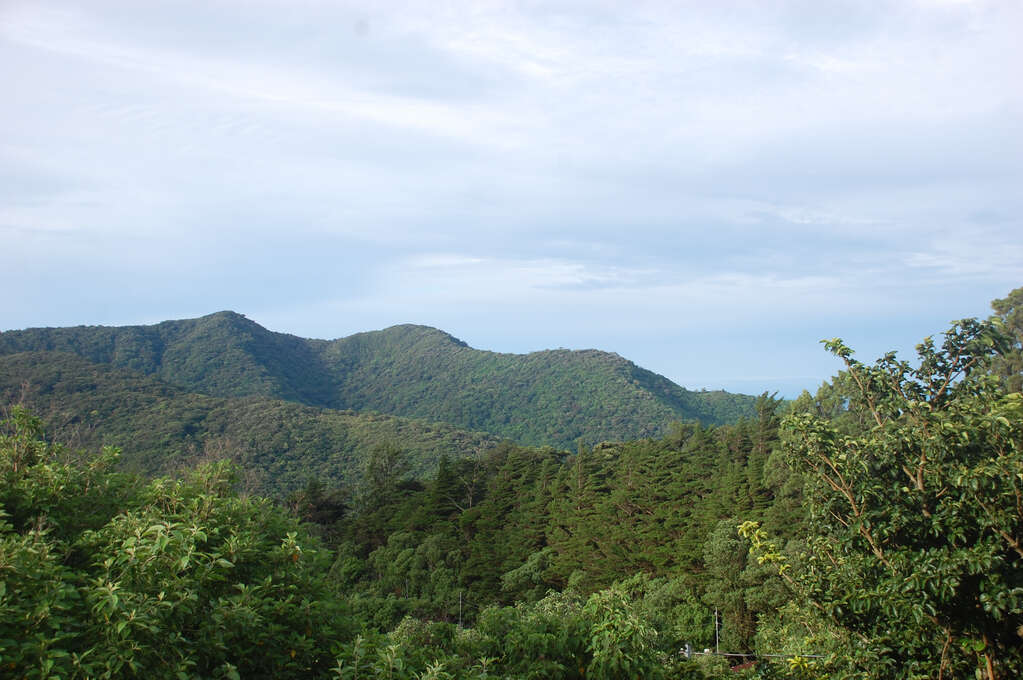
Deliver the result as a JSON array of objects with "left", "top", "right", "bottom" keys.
[{"left": 2, "top": 0, "right": 1021, "bottom": 397}]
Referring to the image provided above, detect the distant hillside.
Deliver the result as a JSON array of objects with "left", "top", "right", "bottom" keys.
[
  {"left": 0, "top": 311, "right": 336, "bottom": 403},
  {"left": 0, "top": 311, "right": 757, "bottom": 448},
  {"left": 0, "top": 351, "right": 500, "bottom": 496},
  {"left": 320, "top": 324, "right": 756, "bottom": 446}
]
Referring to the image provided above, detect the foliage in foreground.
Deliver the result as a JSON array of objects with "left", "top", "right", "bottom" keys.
[
  {"left": 0, "top": 406, "right": 354, "bottom": 679},
  {"left": 755, "top": 317, "right": 1023, "bottom": 680},
  {"left": 0, "top": 408, "right": 731, "bottom": 680}
]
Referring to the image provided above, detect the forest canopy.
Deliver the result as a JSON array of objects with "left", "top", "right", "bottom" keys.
[{"left": 2, "top": 287, "right": 1021, "bottom": 679}]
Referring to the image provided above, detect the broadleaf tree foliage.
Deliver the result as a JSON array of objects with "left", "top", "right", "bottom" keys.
[
  {"left": 781, "top": 318, "right": 1023, "bottom": 679},
  {"left": 990, "top": 286, "right": 1023, "bottom": 393}
]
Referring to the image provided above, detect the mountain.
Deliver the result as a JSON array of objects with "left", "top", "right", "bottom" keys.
[
  {"left": 0, "top": 311, "right": 756, "bottom": 449},
  {"left": 0, "top": 351, "right": 500, "bottom": 496},
  {"left": 320, "top": 324, "right": 756, "bottom": 446}
]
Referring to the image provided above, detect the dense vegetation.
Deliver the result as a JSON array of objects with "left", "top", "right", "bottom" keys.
[
  {"left": 2, "top": 287, "right": 1021, "bottom": 679},
  {"left": 0, "top": 313, "right": 756, "bottom": 449},
  {"left": 0, "top": 351, "right": 500, "bottom": 497},
  {"left": 752, "top": 308, "right": 1023, "bottom": 679},
  {"left": 1, "top": 399, "right": 792, "bottom": 680}
]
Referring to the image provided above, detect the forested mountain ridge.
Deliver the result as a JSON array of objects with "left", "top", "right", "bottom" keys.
[
  {"left": 0, "top": 311, "right": 756, "bottom": 448},
  {"left": 0, "top": 311, "right": 336, "bottom": 404},
  {"left": 319, "top": 322, "right": 755, "bottom": 445},
  {"left": 0, "top": 350, "right": 501, "bottom": 496}
]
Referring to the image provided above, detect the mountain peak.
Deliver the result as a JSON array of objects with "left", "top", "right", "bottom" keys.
[{"left": 353, "top": 324, "right": 471, "bottom": 349}]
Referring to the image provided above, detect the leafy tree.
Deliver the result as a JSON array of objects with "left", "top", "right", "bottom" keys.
[
  {"left": 582, "top": 586, "right": 662, "bottom": 680},
  {"left": 614, "top": 573, "right": 715, "bottom": 667},
  {"left": 990, "top": 286, "right": 1023, "bottom": 393},
  {"left": 0, "top": 410, "right": 356, "bottom": 679},
  {"left": 471, "top": 591, "right": 590, "bottom": 679},
  {"left": 700, "top": 519, "right": 788, "bottom": 655},
  {"left": 782, "top": 318, "right": 1023, "bottom": 679}
]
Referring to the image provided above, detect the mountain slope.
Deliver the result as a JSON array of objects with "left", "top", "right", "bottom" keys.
[
  {"left": 0, "top": 351, "right": 500, "bottom": 496},
  {"left": 320, "top": 325, "right": 755, "bottom": 445},
  {"left": 0, "top": 311, "right": 336, "bottom": 403},
  {"left": 0, "top": 312, "right": 756, "bottom": 448}
]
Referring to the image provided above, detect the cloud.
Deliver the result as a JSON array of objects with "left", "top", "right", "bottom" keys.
[
  {"left": 346, "top": 254, "right": 858, "bottom": 330},
  {"left": 1, "top": 0, "right": 1020, "bottom": 395},
  {"left": 0, "top": 7, "right": 517, "bottom": 145},
  {"left": 905, "top": 235, "right": 1023, "bottom": 279}
]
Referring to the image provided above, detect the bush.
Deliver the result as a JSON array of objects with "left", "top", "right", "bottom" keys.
[{"left": 0, "top": 408, "right": 356, "bottom": 679}]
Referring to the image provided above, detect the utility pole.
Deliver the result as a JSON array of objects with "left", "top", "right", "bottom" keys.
[{"left": 715, "top": 608, "right": 720, "bottom": 655}]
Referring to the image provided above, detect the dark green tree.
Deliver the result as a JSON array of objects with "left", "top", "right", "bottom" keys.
[{"left": 286, "top": 476, "right": 348, "bottom": 543}]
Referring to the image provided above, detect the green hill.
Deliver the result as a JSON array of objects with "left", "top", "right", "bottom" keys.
[
  {"left": 0, "top": 311, "right": 756, "bottom": 448},
  {"left": 321, "top": 324, "right": 756, "bottom": 445},
  {"left": 0, "top": 311, "right": 336, "bottom": 403},
  {"left": 0, "top": 351, "right": 499, "bottom": 496}
]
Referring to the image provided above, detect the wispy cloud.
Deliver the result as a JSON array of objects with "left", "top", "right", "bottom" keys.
[
  {"left": 1, "top": 6, "right": 527, "bottom": 148},
  {"left": 905, "top": 236, "right": 1023, "bottom": 279},
  {"left": 2, "top": 0, "right": 1020, "bottom": 395}
]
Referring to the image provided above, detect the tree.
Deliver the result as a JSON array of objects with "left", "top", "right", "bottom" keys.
[
  {"left": 991, "top": 286, "right": 1023, "bottom": 393},
  {"left": 286, "top": 476, "right": 348, "bottom": 542},
  {"left": 351, "top": 442, "right": 417, "bottom": 551},
  {"left": 0, "top": 409, "right": 355, "bottom": 679},
  {"left": 782, "top": 318, "right": 1023, "bottom": 679},
  {"left": 702, "top": 519, "right": 757, "bottom": 652}
]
